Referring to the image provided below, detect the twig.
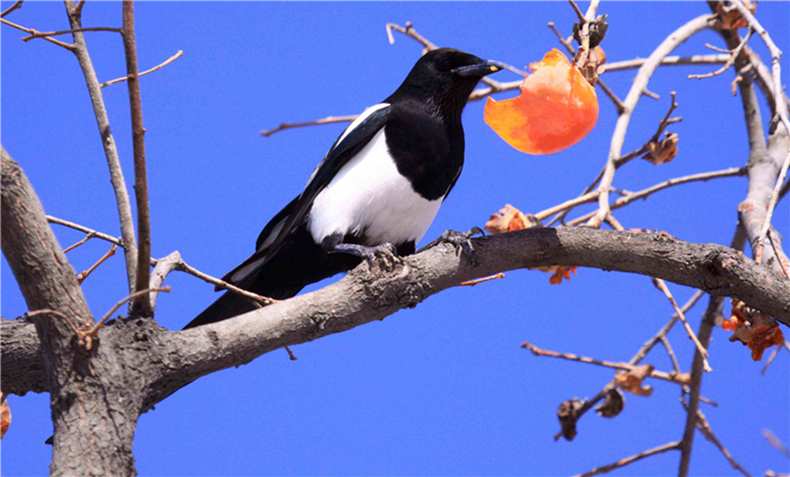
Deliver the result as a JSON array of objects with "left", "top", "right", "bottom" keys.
[
  {"left": 760, "top": 343, "right": 783, "bottom": 375},
  {"left": 688, "top": 28, "right": 753, "bottom": 80},
  {"left": 572, "top": 441, "right": 680, "bottom": 477},
  {"left": 284, "top": 346, "right": 297, "bottom": 361},
  {"left": 460, "top": 273, "right": 505, "bottom": 287},
  {"left": 566, "top": 167, "right": 746, "bottom": 226},
  {"left": 87, "top": 287, "right": 171, "bottom": 342},
  {"left": 261, "top": 115, "right": 357, "bottom": 138},
  {"left": 100, "top": 50, "right": 183, "bottom": 88},
  {"left": 768, "top": 229, "right": 790, "bottom": 279},
  {"left": 0, "top": 18, "right": 75, "bottom": 51},
  {"left": 122, "top": 0, "right": 152, "bottom": 317},
  {"left": 535, "top": 190, "right": 600, "bottom": 221},
  {"left": 1, "top": 0, "right": 23, "bottom": 18},
  {"left": 660, "top": 335, "right": 682, "bottom": 374},
  {"left": 76, "top": 244, "right": 117, "bottom": 283},
  {"left": 588, "top": 15, "right": 715, "bottom": 228},
  {"left": 47, "top": 216, "right": 126, "bottom": 250},
  {"left": 762, "top": 429, "right": 790, "bottom": 459},
  {"left": 653, "top": 278, "right": 712, "bottom": 372},
  {"left": 21, "top": 26, "right": 121, "bottom": 42},
  {"left": 63, "top": 231, "right": 96, "bottom": 253},
  {"left": 521, "top": 342, "right": 691, "bottom": 386},
  {"left": 175, "top": 259, "right": 277, "bottom": 307},
  {"left": 679, "top": 295, "right": 723, "bottom": 476},
  {"left": 26, "top": 309, "right": 82, "bottom": 338},
  {"left": 74, "top": 0, "right": 85, "bottom": 15},
  {"left": 550, "top": 91, "right": 684, "bottom": 226},
  {"left": 64, "top": 0, "right": 139, "bottom": 293},
  {"left": 568, "top": 0, "right": 586, "bottom": 23},
  {"left": 604, "top": 54, "right": 731, "bottom": 72},
  {"left": 694, "top": 411, "right": 752, "bottom": 477}
]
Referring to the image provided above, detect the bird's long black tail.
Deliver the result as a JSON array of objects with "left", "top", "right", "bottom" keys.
[{"left": 183, "top": 224, "right": 358, "bottom": 330}]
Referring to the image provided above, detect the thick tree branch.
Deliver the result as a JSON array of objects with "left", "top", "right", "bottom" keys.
[
  {"left": 1, "top": 318, "right": 47, "bottom": 396},
  {"left": 142, "top": 227, "right": 790, "bottom": 411}
]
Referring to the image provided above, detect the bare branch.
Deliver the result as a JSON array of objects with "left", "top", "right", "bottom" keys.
[
  {"left": 1, "top": 0, "right": 24, "bottom": 18},
  {"left": 694, "top": 411, "right": 752, "bottom": 477},
  {"left": 760, "top": 342, "right": 784, "bottom": 375},
  {"left": 76, "top": 244, "right": 117, "bottom": 283},
  {"left": 521, "top": 341, "right": 690, "bottom": 386},
  {"left": 589, "top": 14, "right": 715, "bottom": 227},
  {"left": 100, "top": 49, "right": 183, "bottom": 88},
  {"left": 566, "top": 167, "right": 746, "bottom": 226},
  {"left": 121, "top": 0, "right": 152, "bottom": 316},
  {"left": 47, "top": 215, "right": 126, "bottom": 250},
  {"left": 688, "top": 28, "right": 753, "bottom": 80},
  {"left": 62, "top": 231, "right": 95, "bottom": 253},
  {"left": 1, "top": 319, "right": 47, "bottom": 396},
  {"left": 573, "top": 441, "right": 680, "bottom": 477},
  {"left": 604, "top": 54, "right": 731, "bottom": 72},
  {"left": 459, "top": 273, "right": 505, "bottom": 287},
  {"left": 261, "top": 115, "right": 357, "bottom": 138},
  {"left": 0, "top": 18, "right": 75, "bottom": 51},
  {"left": 762, "top": 429, "right": 790, "bottom": 459},
  {"left": 21, "top": 26, "right": 121, "bottom": 42},
  {"left": 653, "top": 278, "right": 712, "bottom": 372},
  {"left": 64, "top": 0, "right": 138, "bottom": 293},
  {"left": 90, "top": 287, "right": 170, "bottom": 337}
]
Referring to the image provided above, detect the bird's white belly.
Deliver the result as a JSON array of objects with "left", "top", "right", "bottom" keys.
[{"left": 308, "top": 129, "right": 442, "bottom": 246}]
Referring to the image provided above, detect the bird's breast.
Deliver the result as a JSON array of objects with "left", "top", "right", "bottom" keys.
[{"left": 308, "top": 129, "right": 442, "bottom": 246}]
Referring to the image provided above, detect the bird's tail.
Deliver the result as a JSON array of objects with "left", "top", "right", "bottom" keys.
[{"left": 183, "top": 283, "right": 302, "bottom": 329}]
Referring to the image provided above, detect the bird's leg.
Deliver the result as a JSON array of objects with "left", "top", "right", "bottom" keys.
[
  {"left": 330, "top": 242, "right": 401, "bottom": 271},
  {"left": 418, "top": 227, "right": 484, "bottom": 265}
]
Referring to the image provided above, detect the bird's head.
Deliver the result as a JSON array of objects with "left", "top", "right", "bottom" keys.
[{"left": 389, "top": 48, "right": 506, "bottom": 121}]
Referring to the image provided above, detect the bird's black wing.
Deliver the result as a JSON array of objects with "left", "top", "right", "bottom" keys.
[
  {"left": 219, "top": 105, "right": 391, "bottom": 288},
  {"left": 264, "top": 105, "right": 391, "bottom": 254}
]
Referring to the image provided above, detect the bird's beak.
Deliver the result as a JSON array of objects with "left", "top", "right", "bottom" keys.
[{"left": 453, "top": 60, "right": 507, "bottom": 77}]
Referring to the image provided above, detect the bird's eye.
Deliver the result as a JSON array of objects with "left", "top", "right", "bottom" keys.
[{"left": 438, "top": 57, "right": 452, "bottom": 71}]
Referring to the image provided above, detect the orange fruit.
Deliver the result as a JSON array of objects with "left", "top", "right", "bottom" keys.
[{"left": 484, "top": 49, "right": 598, "bottom": 155}]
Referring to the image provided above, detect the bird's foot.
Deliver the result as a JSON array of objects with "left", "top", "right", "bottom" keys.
[
  {"left": 418, "top": 227, "right": 484, "bottom": 265},
  {"left": 330, "top": 242, "right": 401, "bottom": 271}
]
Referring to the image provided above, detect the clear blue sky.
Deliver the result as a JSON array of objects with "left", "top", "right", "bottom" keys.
[{"left": 2, "top": 2, "right": 789, "bottom": 476}]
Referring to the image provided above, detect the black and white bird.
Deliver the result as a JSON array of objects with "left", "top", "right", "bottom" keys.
[{"left": 184, "top": 48, "right": 505, "bottom": 329}]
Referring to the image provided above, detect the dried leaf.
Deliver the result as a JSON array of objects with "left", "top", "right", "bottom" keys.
[
  {"left": 748, "top": 325, "right": 784, "bottom": 361},
  {"left": 484, "top": 204, "right": 540, "bottom": 234},
  {"left": 485, "top": 49, "right": 599, "bottom": 155},
  {"left": 556, "top": 398, "right": 585, "bottom": 441},
  {"left": 643, "top": 132, "right": 679, "bottom": 165},
  {"left": 595, "top": 388, "right": 625, "bottom": 418},
  {"left": 1, "top": 394, "right": 10, "bottom": 440},
  {"left": 536, "top": 265, "right": 578, "bottom": 285},
  {"left": 572, "top": 14, "right": 609, "bottom": 49},
  {"left": 717, "top": 0, "right": 757, "bottom": 30},
  {"left": 615, "top": 364, "right": 654, "bottom": 397},
  {"left": 724, "top": 298, "right": 784, "bottom": 361}
]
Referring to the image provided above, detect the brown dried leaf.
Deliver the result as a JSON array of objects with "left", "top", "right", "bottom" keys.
[
  {"left": 643, "top": 132, "right": 679, "bottom": 165},
  {"left": 717, "top": 0, "right": 757, "bottom": 30},
  {"left": 484, "top": 204, "right": 540, "bottom": 234},
  {"left": 724, "top": 298, "right": 784, "bottom": 361},
  {"left": 556, "top": 398, "right": 585, "bottom": 441},
  {"left": 615, "top": 364, "right": 654, "bottom": 397},
  {"left": 1, "top": 394, "right": 10, "bottom": 440},
  {"left": 595, "top": 388, "right": 625, "bottom": 418},
  {"left": 748, "top": 325, "right": 784, "bottom": 361},
  {"left": 539, "top": 265, "right": 577, "bottom": 285}
]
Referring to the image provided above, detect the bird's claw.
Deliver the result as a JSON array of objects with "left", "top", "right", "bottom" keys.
[
  {"left": 363, "top": 243, "right": 401, "bottom": 271},
  {"left": 420, "top": 227, "right": 483, "bottom": 265}
]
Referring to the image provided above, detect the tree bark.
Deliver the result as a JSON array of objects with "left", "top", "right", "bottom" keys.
[{"left": 2, "top": 149, "right": 140, "bottom": 476}]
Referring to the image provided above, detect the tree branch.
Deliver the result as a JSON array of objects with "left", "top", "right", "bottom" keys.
[
  {"left": 121, "top": 0, "right": 152, "bottom": 316},
  {"left": 590, "top": 14, "right": 715, "bottom": 227},
  {"left": 144, "top": 227, "right": 790, "bottom": 412},
  {"left": 64, "top": 0, "right": 138, "bottom": 294}
]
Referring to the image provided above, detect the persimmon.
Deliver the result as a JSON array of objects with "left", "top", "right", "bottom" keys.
[{"left": 485, "top": 49, "right": 599, "bottom": 155}]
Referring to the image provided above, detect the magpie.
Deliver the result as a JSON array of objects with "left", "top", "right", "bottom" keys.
[{"left": 184, "top": 48, "right": 505, "bottom": 329}]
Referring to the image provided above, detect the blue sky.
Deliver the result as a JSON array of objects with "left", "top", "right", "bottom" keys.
[{"left": 2, "top": 2, "right": 789, "bottom": 476}]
